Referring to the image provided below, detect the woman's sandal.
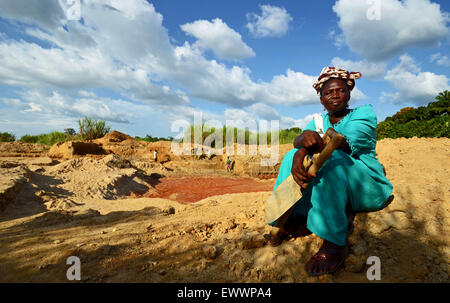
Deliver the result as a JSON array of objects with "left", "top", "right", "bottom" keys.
[
  {"left": 263, "top": 229, "right": 292, "bottom": 247},
  {"left": 305, "top": 247, "right": 353, "bottom": 276}
]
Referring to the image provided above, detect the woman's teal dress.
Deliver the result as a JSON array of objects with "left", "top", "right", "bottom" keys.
[{"left": 269, "top": 104, "right": 393, "bottom": 246}]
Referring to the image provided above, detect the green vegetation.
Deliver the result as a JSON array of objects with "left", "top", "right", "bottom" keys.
[
  {"left": 1, "top": 117, "right": 111, "bottom": 146},
  {"left": 78, "top": 117, "right": 111, "bottom": 140},
  {"left": 135, "top": 134, "right": 173, "bottom": 142},
  {"left": 0, "top": 132, "right": 16, "bottom": 142},
  {"left": 180, "top": 124, "right": 302, "bottom": 146},
  {"left": 376, "top": 90, "right": 450, "bottom": 140},
  {"left": 19, "top": 132, "right": 68, "bottom": 146}
]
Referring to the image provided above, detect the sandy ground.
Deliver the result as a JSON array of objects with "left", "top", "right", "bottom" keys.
[{"left": 0, "top": 137, "right": 448, "bottom": 283}]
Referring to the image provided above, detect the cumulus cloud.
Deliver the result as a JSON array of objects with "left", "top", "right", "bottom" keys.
[
  {"left": 0, "top": 0, "right": 323, "bottom": 111},
  {"left": 14, "top": 89, "right": 133, "bottom": 123},
  {"left": 0, "top": 0, "right": 65, "bottom": 32},
  {"left": 430, "top": 53, "right": 450, "bottom": 67},
  {"left": 0, "top": 1, "right": 190, "bottom": 107},
  {"left": 180, "top": 18, "right": 255, "bottom": 60},
  {"left": 149, "top": 42, "right": 321, "bottom": 107},
  {"left": 332, "top": 0, "right": 449, "bottom": 61},
  {"left": 246, "top": 5, "right": 293, "bottom": 38},
  {"left": 331, "top": 57, "right": 387, "bottom": 79},
  {"left": 383, "top": 54, "right": 449, "bottom": 105},
  {"left": 0, "top": 0, "right": 356, "bottom": 138}
]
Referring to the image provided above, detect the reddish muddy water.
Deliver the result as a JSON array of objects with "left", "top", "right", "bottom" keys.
[{"left": 140, "top": 176, "right": 276, "bottom": 204}]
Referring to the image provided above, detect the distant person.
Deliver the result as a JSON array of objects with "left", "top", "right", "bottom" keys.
[
  {"left": 153, "top": 150, "right": 158, "bottom": 162},
  {"left": 226, "top": 156, "right": 231, "bottom": 172},
  {"left": 264, "top": 67, "right": 393, "bottom": 277},
  {"left": 206, "top": 149, "right": 212, "bottom": 159}
]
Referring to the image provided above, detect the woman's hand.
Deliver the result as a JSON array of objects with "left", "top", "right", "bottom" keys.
[
  {"left": 293, "top": 130, "right": 325, "bottom": 154},
  {"left": 291, "top": 148, "right": 316, "bottom": 189}
]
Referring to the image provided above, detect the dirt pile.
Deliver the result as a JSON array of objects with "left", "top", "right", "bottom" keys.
[
  {"left": 0, "top": 142, "right": 48, "bottom": 157},
  {"left": 97, "top": 131, "right": 134, "bottom": 143},
  {"left": 0, "top": 137, "right": 448, "bottom": 282},
  {"left": 0, "top": 162, "right": 31, "bottom": 211},
  {"left": 48, "top": 141, "right": 107, "bottom": 159},
  {"left": 93, "top": 131, "right": 150, "bottom": 158},
  {"left": 42, "top": 157, "right": 155, "bottom": 207}
]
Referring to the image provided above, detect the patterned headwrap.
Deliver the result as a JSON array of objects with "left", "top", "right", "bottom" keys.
[{"left": 312, "top": 67, "right": 362, "bottom": 96}]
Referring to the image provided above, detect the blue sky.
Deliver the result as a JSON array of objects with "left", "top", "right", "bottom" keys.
[{"left": 0, "top": 0, "right": 449, "bottom": 139}]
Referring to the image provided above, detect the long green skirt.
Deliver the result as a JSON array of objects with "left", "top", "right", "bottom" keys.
[{"left": 269, "top": 148, "right": 393, "bottom": 246}]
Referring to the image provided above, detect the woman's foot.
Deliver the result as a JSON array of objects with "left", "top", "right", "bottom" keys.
[
  {"left": 305, "top": 240, "right": 351, "bottom": 276},
  {"left": 264, "top": 220, "right": 312, "bottom": 247},
  {"left": 294, "top": 223, "right": 312, "bottom": 237},
  {"left": 263, "top": 228, "right": 292, "bottom": 247}
]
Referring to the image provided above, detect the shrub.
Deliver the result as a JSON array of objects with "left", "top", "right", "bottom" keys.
[
  {"left": 64, "top": 128, "right": 76, "bottom": 136},
  {"left": 19, "top": 135, "right": 39, "bottom": 143},
  {"left": 0, "top": 132, "right": 15, "bottom": 142},
  {"left": 19, "top": 132, "right": 67, "bottom": 146},
  {"left": 135, "top": 134, "right": 173, "bottom": 142},
  {"left": 78, "top": 117, "right": 111, "bottom": 140},
  {"left": 38, "top": 132, "right": 67, "bottom": 146}
]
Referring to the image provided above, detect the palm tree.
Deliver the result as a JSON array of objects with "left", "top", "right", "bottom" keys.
[{"left": 435, "top": 90, "right": 450, "bottom": 103}]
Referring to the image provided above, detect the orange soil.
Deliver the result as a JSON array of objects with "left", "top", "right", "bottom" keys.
[{"left": 141, "top": 176, "right": 275, "bottom": 204}]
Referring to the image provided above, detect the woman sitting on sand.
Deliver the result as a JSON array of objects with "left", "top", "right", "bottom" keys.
[{"left": 264, "top": 67, "right": 393, "bottom": 276}]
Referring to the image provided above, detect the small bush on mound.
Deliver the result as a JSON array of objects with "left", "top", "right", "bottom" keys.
[
  {"left": 0, "top": 132, "right": 15, "bottom": 142},
  {"left": 78, "top": 117, "right": 111, "bottom": 140}
]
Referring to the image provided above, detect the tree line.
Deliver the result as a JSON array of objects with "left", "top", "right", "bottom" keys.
[{"left": 376, "top": 90, "right": 449, "bottom": 140}]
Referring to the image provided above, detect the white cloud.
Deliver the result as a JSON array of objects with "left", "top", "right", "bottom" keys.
[
  {"left": 246, "top": 5, "right": 293, "bottom": 38},
  {"left": 332, "top": 0, "right": 449, "bottom": 61},
  {"left": 245, "top": 103, "right": 281, "bottom": 121},
  {"left": 0, "top": 0, "right": 64, "bottom": 32},
  {"left": 383, "top": 54, "right": 449, "bottom": 105},
  {"left": 328, "top": 29, "right": 346, "bottom": 49},
  {"left": 331, "top": 57, "right": 387, "bottom": 79},
  {"left": 0, "top": 0, "right": 323, "bottom": 111},
  {"left": 0, "top": 0, "right": 367, "bottom": 138},
  {"left": 16, "top": 89, "right": 133, "bottom": 123},
  {"left": 150, "top": 42, "right": 322, "bottom": 107},
  {"left": 430, "top": 52, "right": 450, "bottom": 67},
  {"left": 180, "top": 18, "right": 255, "bottom": 60}
]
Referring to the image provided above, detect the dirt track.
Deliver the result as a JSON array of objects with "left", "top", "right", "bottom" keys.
[{"left": 0, "top": 136, "right": 449, "bottom": 283}]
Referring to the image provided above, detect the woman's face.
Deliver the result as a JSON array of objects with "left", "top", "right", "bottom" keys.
[{"left": 320, "top": 79, "right": 350, "bottom": 114}]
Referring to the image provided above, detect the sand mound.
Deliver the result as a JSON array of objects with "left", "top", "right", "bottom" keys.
[
  {"left": 48, "top": 141, "right": 106, "bottom": 159},
  {"left": 0, "top": 137, "right": 448, "bottom": 283},
  {"left": 44, "top": 157, "right": 153, "bottom": 203},
  {"left": 98, "top": 131, "right": 134, "bottom": 143},
  {"left": 0, "top": 163, "right": 31, "bottom": 211},
  {"left": 0, "top": 142, "right": 48, "bottom": 157}
]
